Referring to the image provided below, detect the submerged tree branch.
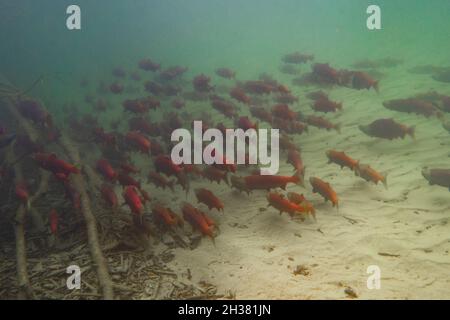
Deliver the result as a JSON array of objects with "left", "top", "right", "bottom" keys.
[
  {"left": 5, "top": 147, "right": 34, "bottom": 300},
  {"left": 59, "top": 136, "right": 114, "bottom": 300},
  {"left": 1, "top": 73, "right": 114, "bottom": 300}
]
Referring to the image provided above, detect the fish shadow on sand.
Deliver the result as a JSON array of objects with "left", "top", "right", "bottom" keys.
[{"left": 360, "top": 138, "right": 415, "bottom": 154}]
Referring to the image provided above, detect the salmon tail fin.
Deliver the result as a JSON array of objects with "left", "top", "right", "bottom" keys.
[
  {"left": 382, "top": 173, "right": 388, "bottom": 190},
  {"left": 209, "top": 234, "right": 216, "bottom": 247},
  {"left": 310, "top": 210, "right": 317, "bottom": 222},
  {"left": 354, "top": 164, "right": 361, "bottom": 177},
  {"left": 353, "top": 161, "right": 360, "bottom": 174},
  {"left": 374, "top": 81, "right": 380, "bottom": 93},
  {"left": 299, "top": 176, "right": 305, "bottom": 187},
  {"left": 293, "top": 171, "right": 304, "bottom": 186},
  {"left": 408, "top": 126, "right": 416, "bottom": 140}
]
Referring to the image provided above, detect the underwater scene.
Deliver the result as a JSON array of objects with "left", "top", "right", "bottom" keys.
[{"left": 1, "top": 0, "right": 450, "bottom": 300}]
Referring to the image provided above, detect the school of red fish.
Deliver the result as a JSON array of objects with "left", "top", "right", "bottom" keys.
[{"left": 3, "top": 51, "right": 450, "bottom": 244}]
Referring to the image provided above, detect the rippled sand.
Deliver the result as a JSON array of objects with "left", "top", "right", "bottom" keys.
[{"left": 164, "top": 65, "right": 450, "bottom": 300}]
